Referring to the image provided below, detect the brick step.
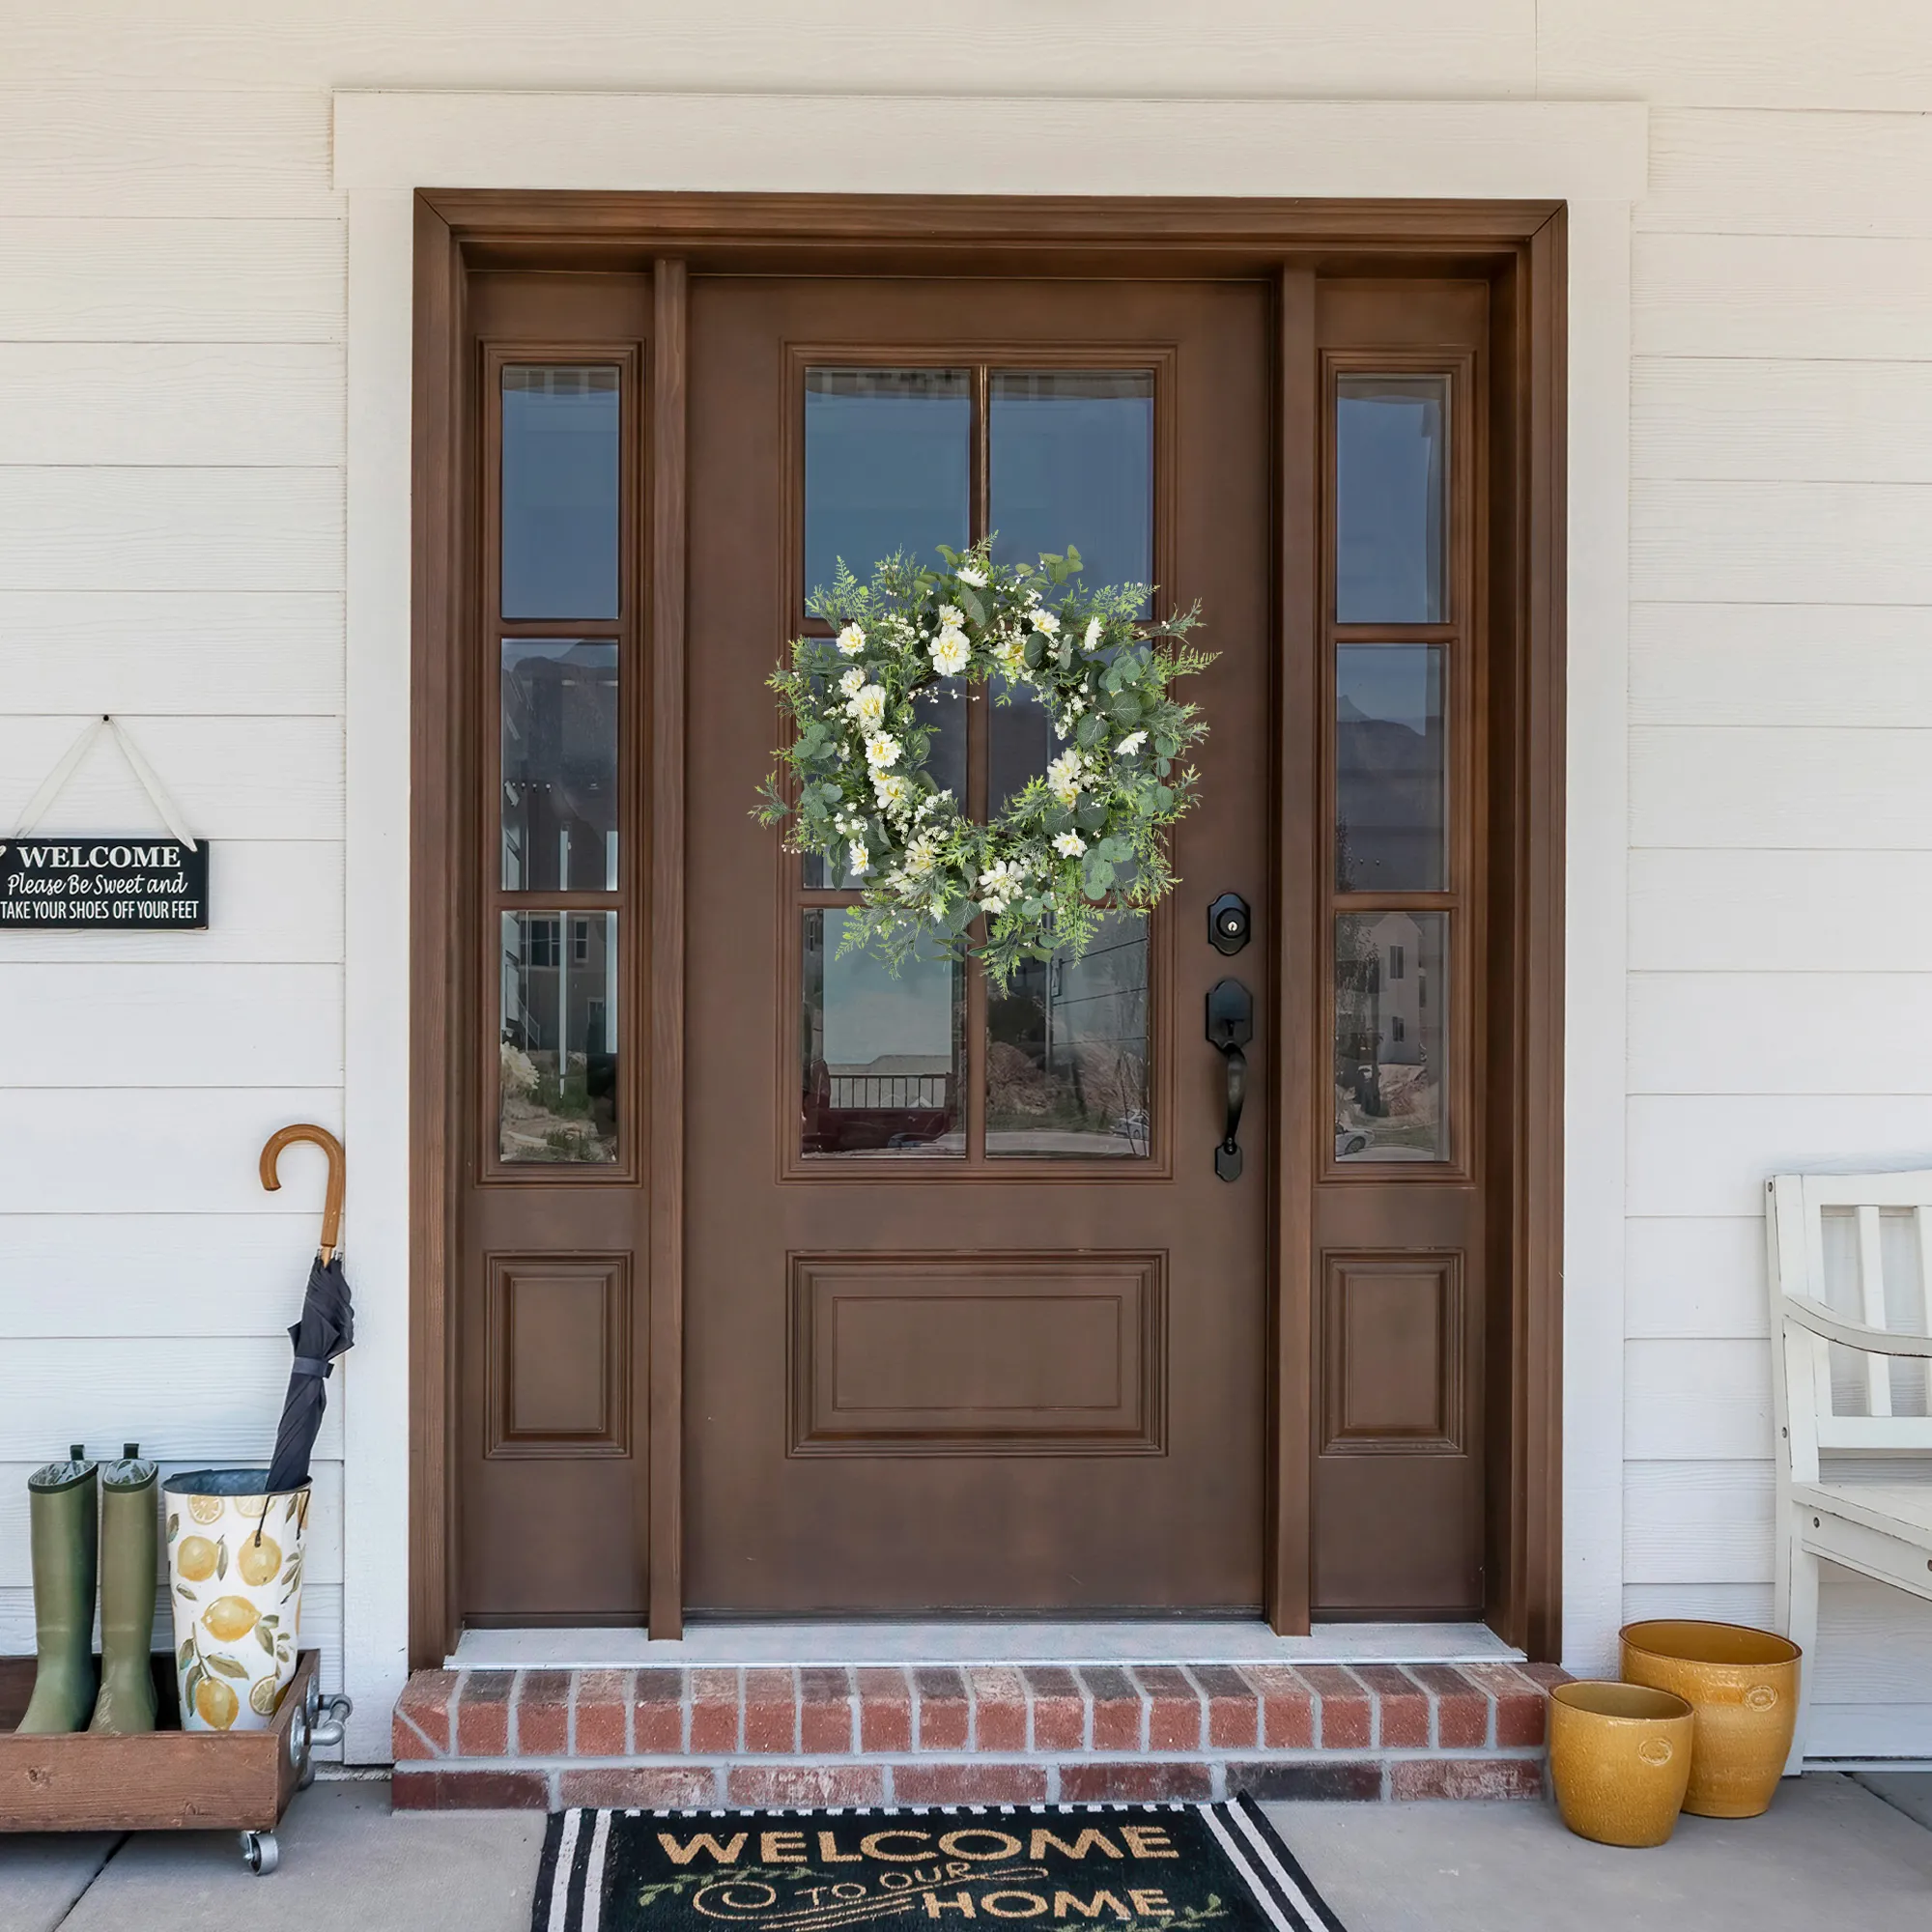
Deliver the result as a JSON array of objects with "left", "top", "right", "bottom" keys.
[{"left": 392, "top": 1660, "right": 1565, "bottom": 1810}]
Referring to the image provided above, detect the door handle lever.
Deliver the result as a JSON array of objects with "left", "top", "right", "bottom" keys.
[{"left": 1207, "top": 979, "right": 1254, "bottom": 1182}]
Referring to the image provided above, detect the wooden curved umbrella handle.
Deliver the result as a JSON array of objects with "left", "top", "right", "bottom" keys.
[{"left": 260, "top": 1123, "right": 346, "bottom": 1262}]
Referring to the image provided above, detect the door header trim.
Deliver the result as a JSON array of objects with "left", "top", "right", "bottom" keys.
[{"left": 333, "top": 90, "right": 1647, "bottom": 205}]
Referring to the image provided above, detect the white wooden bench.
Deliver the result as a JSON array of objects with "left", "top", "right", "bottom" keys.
[{"left": 1768, "top": 1172, "right": 1932, "bottom": 1772}]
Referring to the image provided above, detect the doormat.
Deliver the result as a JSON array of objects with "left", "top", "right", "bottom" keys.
[{"left": 531, "top": 1800, "right": 1345, "bottom": 1932}]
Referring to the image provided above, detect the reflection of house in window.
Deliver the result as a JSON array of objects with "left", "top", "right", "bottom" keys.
[{"left": 1334, "top": 909, "right": 1443, "bottom": 1159}]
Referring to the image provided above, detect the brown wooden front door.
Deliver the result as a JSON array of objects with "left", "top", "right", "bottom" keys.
[
  {"left": 441, "top": 239, "right": 1530, "bottom": 1636},
  {"left": 684, "top": 278, "right": 1273, "bottom": 1611}
]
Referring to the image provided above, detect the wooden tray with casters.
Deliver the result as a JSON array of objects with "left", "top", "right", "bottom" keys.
[{"left": 0, "top": 1650, "right": 343, "bottom": 1873}]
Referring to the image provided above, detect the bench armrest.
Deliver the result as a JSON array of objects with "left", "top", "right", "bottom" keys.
[{"left": 1782, "top": 1293, "right": 1932, "bottom": 1359}]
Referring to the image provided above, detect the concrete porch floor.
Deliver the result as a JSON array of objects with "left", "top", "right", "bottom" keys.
[{"left": 6, "top": 1771, "right": 1929, "bottom": 1932}]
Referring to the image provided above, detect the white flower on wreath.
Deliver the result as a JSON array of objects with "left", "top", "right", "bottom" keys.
[
  {"left": 1084, "top": 616, "right": 1103, "bottom": 653},
  {"left": 837, "top": 623, "right": 867, "bottom": 656},
  {"left": 902, "top": 831, "right": 944, "bottom": 875},
  {"left": 1054, "top": 830, "right": 1087, "bottom": 859},
  {"left": 1032, "top": 609, "right": 1061, "bottom": 637},
  {"left": 848, "top": 841, "right": 871, "bottom": 877},
  {"left": 1046, "top": 748, "right": 1084, "bottom": 805},
  {"left": 871, "top": 771, "right": 912, "bottom": 814},
  {"left": 979, "top": 857, "right": 1027, "bottom": 914},
  {"left": 849, "top": 683, "right": 888, "bottom": 727},
  {"left": 838, "top": 666, "right": 867, "bottom": 697},
  {"left": 929, "top": 627, "right": 971, "bottom": 677},
  {"left": 938, "top": 604, "right": 964, "bottom": 627},
  {"left": 955, "top": 565, "right": 987, "bottom": 588},
  {"left": 1115, "top": 730, "right": 1147, "bottom": 758},
  {"left": 865, "top": 732, "right": 901, "bottom": 770}
]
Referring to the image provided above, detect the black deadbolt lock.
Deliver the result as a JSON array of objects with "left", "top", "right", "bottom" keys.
[{"left": 1208, "top": 892, "right": 1251, "bottom": 956}]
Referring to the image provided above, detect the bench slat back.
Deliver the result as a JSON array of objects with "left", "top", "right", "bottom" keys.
[{"left": 1768, "top": 1173, "right": 1932, "bottom": 1471}]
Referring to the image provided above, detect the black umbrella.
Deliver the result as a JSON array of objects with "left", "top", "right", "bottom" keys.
[{"left": 260, "top": 1125, "right": 355, "bottom": 1493}]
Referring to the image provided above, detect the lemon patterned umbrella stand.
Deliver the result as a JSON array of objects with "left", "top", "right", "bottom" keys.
[{"left": 163, "top": 1469, "right": 309, "bottom": 1731}]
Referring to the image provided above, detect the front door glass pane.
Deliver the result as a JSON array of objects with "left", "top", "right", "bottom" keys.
[
  {"left": 501, "top": 366, "right": 620, "bottom": 620},
  {"left": 989, "top": 371, "right": 1153, "bottom": 594},
  {"left": 804, "top": 368, "right": 970, "bottom": 604},
  {"left": 803, "top": 910, "right": 963, "bottom": 1158},
  {"left": 500, "top": 911, "right": 618, "bottom": 1163},
  {"left": 1334, "top": 911, "right": 1445, "bottom": 1163},
  {"left": 988, "top": 911, "right": 1150, "bottom": 1158},
  {"left": 501, "top": 640, "right": 618, "bottom": 892},
  {"left": 1336, "top": 375, "right": 1446, "bottom": 624},
  {"left": 1335, "top": 643, "right": 1445, "bottom": 893}
]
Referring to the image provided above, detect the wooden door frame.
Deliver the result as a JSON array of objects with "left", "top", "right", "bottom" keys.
[{"left": 408, "top": 190, "right": 1567, "bottom": 1665}]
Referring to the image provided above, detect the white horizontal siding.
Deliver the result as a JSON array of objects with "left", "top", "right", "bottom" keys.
[
  {"left": 0, "top": 1090, "right": 342, "bottom": 1214},
  {"left": 1629, "top": 975, "right": 1932, "bottom": 1095},
  {"left": 1540, "top": 6, "right": 1932, "bottom": 111},
  {"left": 1630, "top": 606, "right": 1932, "bottom": 730},
  {"left": 1634, "top": 235, "right": 1932, "bottom": 360},
  {"left": 1626, "top": 1217, "right": 1770, "bottom": 1339},
  {"left": 0, "top": 717, "right": 342, "bottom": 840},
  {"left": 1632, "top": 728, "right": 1932, "bottom": 849},
  {"left": 0, "top": 965, "right": 343, "bottom": 1087},
  {"left": 0, "top": 467, "right": 341, "bottom": 592},
  {"left": 1629, "top": 851, "right": 1932, "bottom": 972},
  {"left": 0, "top": 88, "right": 336, "bottom": 217},
  {"left": 1, "top": 1215, "right": 347, "bottom": 1337},
  {"left": 4, "top": 593, "right": 343, "bottom": 715},
  {"left": 0, "top": 345, "right": 345, "bottom": 467},
  {"left": 1632, "top": 481, "right": 1932, "bottom": 607},
  {"left": 0, "top": 1341, "right": 345, "bottom": 1462},
  {"left": 0, "top": 218, "right": 344, "bottom": 342},
  {"left": 1627, "top": 1096, "right": 1932, "bottom": 1218},
  {"left": 1641, "top": 109, "right": 1932, "bottom": 238},
  {"left": 1625, "top": 1462, "right": 1775, "bottom": 1584},
  {"left": 0, "top": 5, "right": 1539, "bottom": 95},
  {"left": 1627, "top": 1340, "right": 1775, "bottom": 1461},
  {"left": 1633, "top": 359, "right": 1932, "bottom": 484}
]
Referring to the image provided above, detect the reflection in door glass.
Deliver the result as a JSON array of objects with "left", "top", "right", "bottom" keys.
[
  {"left": 501, "top": 640, "right": 618, "bottom": 892},
  {"left": 803, "top": 911, "right": 963, "bottom": 1158},
  {"left": 804, "top": 369, "right": 970, "bottom": 606},
  {"left": 500, "top": 911, "right": 618, "bottom": 1164},
  {"left": 988, "top": 370, "right": 1153, "bottom": 832},
  {"left": 1335, "top": 644, "right": 1445, "bottom": 893},
  {"left": 1334, "top": 911, "right": 1444, "bottom": 1163},
  {"left": 1336, "top": 375, "right": 1446, "bottom": 624},
  {"left": 501, "top": 366, "right": 621, "bottom": 620},
  {"left": 989, "top": 371, "right": 1153, "bottom": 593},
  {"left": 988, "top": 910, "right": 1150, "bottom": 1158}
]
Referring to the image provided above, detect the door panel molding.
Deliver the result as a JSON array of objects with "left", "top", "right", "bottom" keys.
[
  {"left": 410, "top": 194, "right": 1567, "bottom": 1665},
  {"left": 788, "top": 1250, "right": 1167, "bottom": 1457}
]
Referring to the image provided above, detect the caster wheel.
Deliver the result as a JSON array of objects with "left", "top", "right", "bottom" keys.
[{"left": 240, "top": 1830, "right": 279, "bottom": 1875}]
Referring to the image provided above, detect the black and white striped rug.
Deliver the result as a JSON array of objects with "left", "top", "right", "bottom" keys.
[{"left": 532, "top": 1800, "right": 1345, "bottom": 1932}]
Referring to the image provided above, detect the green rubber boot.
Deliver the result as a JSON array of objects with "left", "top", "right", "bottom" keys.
[
  {"left": 90, "top": 1444, "right": 157, "bottom": 1735},
  {"left": 16, "top": 1448, "right": 98, "bottom": 1734}
]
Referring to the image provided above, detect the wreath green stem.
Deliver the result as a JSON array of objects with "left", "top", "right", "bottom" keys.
[{"left": 757, "top": 540, "right": 1210, "bottom": 989}]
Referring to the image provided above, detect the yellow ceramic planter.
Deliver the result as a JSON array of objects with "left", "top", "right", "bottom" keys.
[
  {"left": 1619, "top": 1619, "right": 1801, "bottom": 1818},
  {"left": 1548, "top": 1681, "right": 1695, "bottom": 1847}
]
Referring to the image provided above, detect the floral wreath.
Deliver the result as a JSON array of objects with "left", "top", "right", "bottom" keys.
[{"left": 758, "top": 539, "right": 1210, "bottom": 986}]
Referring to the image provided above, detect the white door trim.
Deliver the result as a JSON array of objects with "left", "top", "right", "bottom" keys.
[{"left": 333, "top": 89, "right": 1642, "bottom": 1755}]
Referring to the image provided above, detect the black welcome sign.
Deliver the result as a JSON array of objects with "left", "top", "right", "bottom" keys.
[{"left": 0, "top": 838, "right": 209, "bottom": 929}]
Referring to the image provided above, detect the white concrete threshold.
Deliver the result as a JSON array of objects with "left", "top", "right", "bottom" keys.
[{"left": 450, "top": 1619, "right": 1520, "bottom": 1669}]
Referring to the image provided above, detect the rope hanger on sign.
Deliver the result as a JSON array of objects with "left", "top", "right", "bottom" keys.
[{"left": 4, "top": 715, "right": 199, "bottom": 852}]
